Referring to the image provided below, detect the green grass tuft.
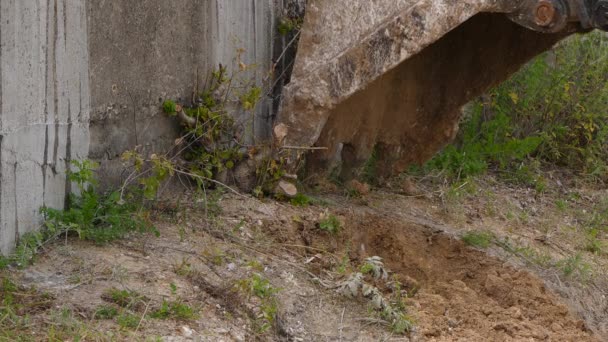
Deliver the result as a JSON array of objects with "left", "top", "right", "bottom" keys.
[{"left": 462, "top": 231, "right": 494, "bottom": 249}]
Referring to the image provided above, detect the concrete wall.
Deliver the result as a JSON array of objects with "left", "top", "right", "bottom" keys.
[
  {"left": 88, "top": 0, "right": 281, "bottom": 187},
  {"left": 0, "top": 0, "right": 297, "bottom": 255},
  {"left": 0, "top": 0, "right": 90, "bottom": 255}
]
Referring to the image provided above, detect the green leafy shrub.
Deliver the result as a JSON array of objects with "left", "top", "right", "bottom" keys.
[
  {"left": 422, "top": 31, "right": 608, "bottom": 183},
  {"left": 423, "top": 103, "right": 542, "bottom": 180},
  {"left": 0, "top": 160, "right": 158, "bottom": 269},
  {"left": 159, "top": 65, "right": 245, "bottom": 186},
  {"left": 42, "top": 160, "right": 158, "bottom": 244}
]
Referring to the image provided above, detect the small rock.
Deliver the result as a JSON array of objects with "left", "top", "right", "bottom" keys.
[
  {"left": 233, "top": 160, "right": 257, "bottom": 192},
  {"left": 347, "top": 180, "right": 370, "bottom": 195},
  {"left": 274, "top": 123, "right": 289, "bottom": 144},
  {"left": 181, "top": 325, "right": 194, "bottom": 338},
  {"left": 275, "top": 180, "right": 298, "bottom": 198},
  {"left": 402, "top": 177, "right": 420, "bottom": 196},
  {"left": 550, "top": 322, "right": 563, "bottom": 332},
  {"left": 507, "top": 306, "right": 522, "bottom": 319},
  {"left": 230, "top": 331, "right": 245, "bottom": 342},
  {"left": 447, "top": 318, "right": 459, "bottom": 328}
]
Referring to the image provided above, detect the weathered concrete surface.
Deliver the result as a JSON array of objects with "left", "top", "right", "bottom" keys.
[
  {"left": 88, "top": 0, "right": 280, "bottom": 187},
  {"left": 0, "top": 0, "right": 90, "bottom": 255},
  {"left": 275, "top": 0, "right": 579, "bottom": 178}
]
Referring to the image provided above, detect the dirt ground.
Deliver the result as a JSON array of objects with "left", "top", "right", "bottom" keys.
[{"left": 1, "top": 176, "right": 607, "bottom": 341}]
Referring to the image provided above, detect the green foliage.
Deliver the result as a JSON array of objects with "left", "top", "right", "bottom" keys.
[
  {"left": 290, "top": 193, "right": 312, "bottom": 207},
  {"left": 173, "top": 258, "right": 193, "bottom": 277},
  {"left": 102, "top": 288, "right": 144, "bottom": 308},
  {"left": 461, "top": 231, "right": 494, "bottom": 249},
  {"left": 318, "top": 214, "right": 341, "bottom": 234},
  {"left": 93, "top": 305, "right": 119, "bottom": 320},
  {"left": 159, "top": 66, "right": 245, "bottom": 188},
  {"left": 0, "top": 277, "right": 21, "bottom": 328},
  {"left": 46, "top": 308, "right": 90, "bottom": 340},
  {"left": 116, "top": 313, "right": 140, "bottom": 329},
  {"left": 43, "top": 161, "right": 158, "bottom": 244},
  {"left": 0, "top": 276, "right": 54, "bottom": 336},
  {"left": 235, "top": 274, "right": 280, "bottom": 334},
  {"left": 0, "top": 160, "right": 157, "bottom": 269},
  {"left": 422, "top": 32, "right": 608, "bottom": 183},
  {"left": 389, "top": 312, "right": 414, "bottom": 335},
  {"left": 134, "top": 153, "right": 175, "bottom": 200},
  {"left": 424, "top": 103, "right": 542, "bottom": 180},
  {"left": 237, "top": 274, "right": 280, "bottom": 299},
  {"left": 150, "top": 300, "right": 197, "bottom": 320},
  {"left": 557, "top": 253, "right": 592, "bottom": 280},
  {"left": 360, "top": 263, "right": 375, "bottom": 275},
  {"left": 584, "top": 229, "right": 604, "bottom": 255},
  {"left": 277, "top": 17, "right": 302, "bottom": 35},
  {"left": 255, "top": 157, "right": 288, "bottom": 197},
  {"left": 555, "top": 199, "right": 568, "bottom": 211},
  {"left": 361, "top": 145, "right": 379, "bottom": 185},
  {"left": 582, "top": 196, "right": 608, "bottom": 231},
  {"left": 240, "top": 86, "right": 262, "bottom": 110},
  {"left": 162, "top": 99, "right": 177, "bottom": 115}
]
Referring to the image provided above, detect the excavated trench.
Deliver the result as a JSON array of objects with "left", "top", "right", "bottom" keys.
[
  {"left": 277, "top": 200, "right": 601, "bottom": 341},
  {"left": 346, "top": 214, "right": 596, "bottom": 341}
]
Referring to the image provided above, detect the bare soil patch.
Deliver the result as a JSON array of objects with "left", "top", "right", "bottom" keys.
[{"left": 0, "top": 188, "right": 602, "bottom": 341}]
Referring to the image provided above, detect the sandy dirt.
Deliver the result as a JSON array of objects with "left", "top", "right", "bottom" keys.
[{"left": 2, "top": 183, "right": 604, "bottom": 341}]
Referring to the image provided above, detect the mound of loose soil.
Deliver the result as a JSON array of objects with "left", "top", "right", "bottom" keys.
[{"left": 345, "top": 214, "right": 593, "bottom": 341}]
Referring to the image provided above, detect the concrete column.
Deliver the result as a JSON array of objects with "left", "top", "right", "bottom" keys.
[
  {"left": 208, "top": 0, "right": 277, "bottom": 142},
  {"left": 0, "top": 0, "right": 90, "bottom": 255}
]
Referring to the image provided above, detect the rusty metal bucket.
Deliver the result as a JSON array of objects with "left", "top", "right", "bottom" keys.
[{"left": 275, "top": 0, "right": 607, "bottom": 180}]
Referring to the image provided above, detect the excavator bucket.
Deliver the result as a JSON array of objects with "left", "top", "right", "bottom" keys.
[{"left": 276, "top": 0, "right": 608, "bottom": 180}]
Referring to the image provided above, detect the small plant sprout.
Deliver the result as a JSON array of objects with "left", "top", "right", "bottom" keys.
[
  {"left": 235, "top": 274, "right": 280, "bottom": 334},
  {"left": 360, "top": 256, "right": 389, "bottom": 281},
  {"left": 102, "top": 288, "right": 145, "bottom": 309},
  {"left": 318, "top": 212, "right": 341, "bottom": 234},
  {"left": 117, "top": 313, "right": 140, "bottom": 329},
  {"left": 290, "top": 193, "right": 313, "bottom": 207},
  {"left": 93, "top": 305, "right": 118, "bottom": 320},
  {"left": 150, "top": 300, "right": 197, "bottom": 320},
  {"left": 337, "top": 262, "right": 412, "bottom": 335},
  {"left": 461, "top": 231, "right": 495, "bottom": 248},
  {"left": 557, "top": 253, "right": 592, "bottom": 281}
]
